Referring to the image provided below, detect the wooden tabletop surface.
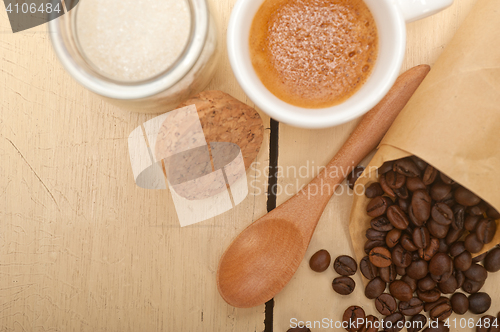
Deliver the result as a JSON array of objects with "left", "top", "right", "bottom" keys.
[{"left": 1, "top": 0, "right": 498, "bottom": 331}]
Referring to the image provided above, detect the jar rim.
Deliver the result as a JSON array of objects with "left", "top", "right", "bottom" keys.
[{"left": 49, "top": 0, "right": 208, "bottom": 100}]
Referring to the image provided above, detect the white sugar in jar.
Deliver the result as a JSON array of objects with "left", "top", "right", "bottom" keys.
[{"left": 49, "top": 0, "right": 218, "bottom": 113}]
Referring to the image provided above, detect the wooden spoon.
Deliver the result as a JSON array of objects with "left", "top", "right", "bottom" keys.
[{"left": 216, "top": 65, "right": 431, "bottom": 308}]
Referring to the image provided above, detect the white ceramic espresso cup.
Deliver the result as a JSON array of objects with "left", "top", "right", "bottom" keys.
[{"left": 227, "top": 0, "right": 453, "bottom": 129}]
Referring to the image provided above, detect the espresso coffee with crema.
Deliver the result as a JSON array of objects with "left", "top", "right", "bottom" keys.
[{"left": 250, "top": 0, "right": 378, "bottom": 108}]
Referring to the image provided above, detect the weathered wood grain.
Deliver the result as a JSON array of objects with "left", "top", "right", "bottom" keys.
[{"left": 0, "top": 0, "right": 270, "bottom": 331}]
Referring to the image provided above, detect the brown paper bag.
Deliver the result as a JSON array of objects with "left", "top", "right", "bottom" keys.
[{"left": 349, "top": 0, "right": 500, "bottom": 266}]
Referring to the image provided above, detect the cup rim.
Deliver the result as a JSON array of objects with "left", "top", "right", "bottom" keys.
[
  {"left": 227, "top": 0, "right": 407, "bottom": 129},
  {"left": 49, "top": 0, "right": 209, "bottom": 100}
]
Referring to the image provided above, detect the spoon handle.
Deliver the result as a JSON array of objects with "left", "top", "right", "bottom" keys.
[{"left": 284, "top": 65, "right": 430, "bottom": 233}]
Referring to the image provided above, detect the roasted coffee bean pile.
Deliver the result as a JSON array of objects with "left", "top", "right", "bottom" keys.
[
  {"left": 357, "top": 156, "right": 500, "bottom": 331},
  {"left": 306, "top": 156, "right": 499, "bottom": 332}
]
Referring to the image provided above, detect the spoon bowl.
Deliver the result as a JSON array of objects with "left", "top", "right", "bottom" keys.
[{"left": 218, "top": 218, "right": 304, "bottom": 308}]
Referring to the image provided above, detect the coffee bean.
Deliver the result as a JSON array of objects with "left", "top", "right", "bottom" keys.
[
  {"left": 379, "top": 161, "right": 394, "bottom": 174},
  {"left": 450, "top": 292, "right": 469, "bottom": 315},
  {"left": 386, "top": 171, "right": 406, "bottom": 189},
  {"left": 422, "top": 321, "right": 449, "bottom": 332},
  {"left": 413, "top": 227, "right": 431, "bottom": 249},
  {"left": 365, "top": 240, "right": 386, "bottom": 255},
  {"left": 334, "top": 255, "right": 358, "bottom": 276},
  {"left": 365, "top": 277, "right": 386, "bottom": 299},
  {"left": 465, "top": 233, "right": 484, "bottom": 253},
  {"left": 347, "top": 166, "right": 365, "bottom": 190},
  {"left": 476, "top": 218, "right": 497, "bottom": 244},
  {"left": 401, "top": 275, "right": 417, "bottom": 292},
  {"left": 392, "top": 245, "right": 412, "bottom": 268},
  {"left": 454, "top": 251, "right": 472, "bottom": 271},
  {"left": 387, "top": 205, "right": 410, "bottom": 230},
  {"left": 395, "top": 187, "right": 409, "bottom": 200},
  {"left": 401, "top": 233, "right": 418, "bottom": 252},
  {"left": 487, "top": 205, "right": 500, "bottom": 219},
  {"left": 407, "top": 260, "right": 429, "bottom": 280},
  {"left": 476, "top": 315, "right": 499, "bottom": 332},
  {"left": 384, "top": 312, "right": 405, "bottom": 332},
  {"left": 369, "top": 247, "right": 392, "bottom": 268},
  {"left": 409, "top": 206, "right": 421, "bottom": 227},
  {"left": 379, "top": 264, "right": 397, "bottom": 283},
  {"left": 380, "top": 174, "right": 396, "bottom": 198},
  {"left": 485, "top": 247, "right": 500, "bottom": 272},
  {"left": 473, "top": 251, "right": 488, "bottom": 263},
  {"left": 399, "top": 298, "right": 424, "bottom": 316},
  {"left": 421, "top": 238, "right": 440, "bottom": 261},
  {"left": 469, "top": 292, "right": 491, "bottom": 314},
  {"left": 438, "top": 239, "right": 449, "bottom": 253},
  {"left": 455, "top": 269, "right": 466, "bottom": 288},
  {"left": 427, "top": 219, "right": 450, "bottom": 239},
  {"left": 423, "top": 165, "right": 438, "bottom": 185},
  {"left": 430, "top": 302, "right": 453, "bottom": 321},
  {"left": 360, "top": 256, "right": 378, "bottom": 280},
  {"left": 437, "top": 274, "right": 458, "bottom": 294},
  {"left": 440, "top": 172, "right": 454, "bottom": 185},
  {"left": 407, "top": 177, "right": 427, "bottom": 192},
  {"left": 332, "top": 276, "right": 356, "bottom": 295},
  {"left": 430, "top": 182, "right": 453, "bottom": 202},
  {"left": 365, "top": 182, "right": 386, "bottom": 198},
  {"left": 412, "top": 190, "right": 432, "bottom": 224},
  {"left": 465, "top": 215, "right": 482, "bottom": 232},
  {"left": 418, "top": 276, "right": 437, "bottom": 291},
  {"left": 366, "top": 228, "right": 387, "bottom": 241},
  {"left": 394, "top": 158, "right": 421, "bottom": 177},
  {"left": 371, "top": 216, "right": 394, "bottom": 232},
  {"left": 443, "top": 198, "right": 457, "bottom": 207},
  {"left": 455, "top": 186, "right": 481, "bottom": 207},
  {"left": 309, "top": 249, "right": 331, "bottom": 272},
  {"left": 417, "top": 288, "right": 441, "bottom": 303},
  {"left": 449, "top": 241, "right": 466, "bottom": 257},
  {"left": 410, "top": 156, "right": 428, "bottom": 171},
  {"left": 367, "top": 196, "right": 393, "bottom": 217},
  {"left": 408, "top": 314, "right": 427, "bottom": 332},
  {"left": 287, "top": 328, "right": 311, "bottom": 332},
  {"left": 376, "top": 294, "right": 397, "bottom": 315},
  {"left": 469, "top": 202, "right": 488, "bottom": 216},
  {"left": 389, "top": 280, "right": 413, "bottom": 302},
  {"left": 452, "top": 205, "right": 466, "bottom": 230},
  {"left": 429, "top": 253, "right": 453, "bottom": 283},
  {"left": 445, "top": 227, "right": 464, "bottom": 245},
  {"left": 462, "top": 278, "right": 485, "bottom": 294},
  {"left": 360, "top": 315, "right": 379, "bottom": 332},
  {"left": 396, "top": 266, "right": 406, "bottom": 276},
  {"left": 386, "top": 229, "right": 402, "bottom": 248},
  {"left": 424, "top": 297, "right": 450, "bottom": 313},
  {"left": 464, "top": 263, "right": 488, "bottom": 282},
  {"left": 432, "top": 203, "right": 454, "bottom": 226},
  {"left": 343, "top": 306, "right": 366, "bottom": 332},
  {"left": 398, "top": 197, "right": 410, "bottom": 212}
]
